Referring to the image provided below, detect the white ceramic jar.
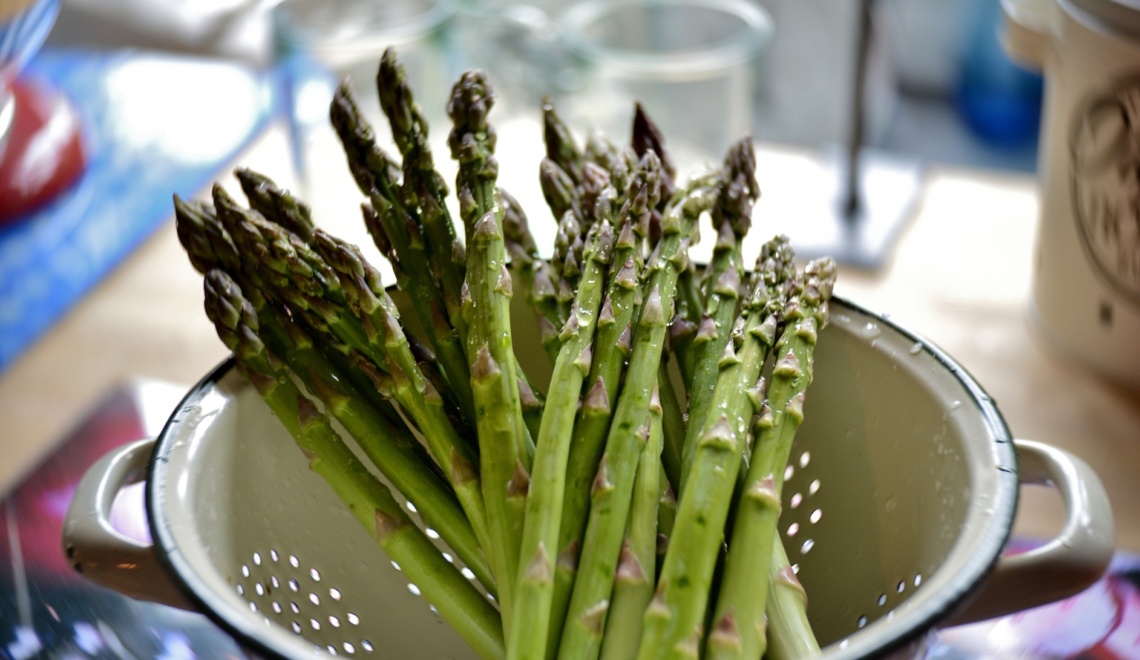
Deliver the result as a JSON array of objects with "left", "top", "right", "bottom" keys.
[{"left": 1004, "top": 0, "right": 1140, "bottom": 388}]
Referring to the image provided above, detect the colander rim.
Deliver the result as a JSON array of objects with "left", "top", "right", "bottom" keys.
[{"left": 143, "top": 295, "right": 1019, "bottom": 659}]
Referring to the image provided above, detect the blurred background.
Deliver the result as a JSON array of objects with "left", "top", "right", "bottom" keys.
[{"left": 40, "top": 0, "right": 1044, "bottom": 170}]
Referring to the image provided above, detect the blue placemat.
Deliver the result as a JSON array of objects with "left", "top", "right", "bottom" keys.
[{"left": 0, "top": 48, "right": 275, "bottom": 373}]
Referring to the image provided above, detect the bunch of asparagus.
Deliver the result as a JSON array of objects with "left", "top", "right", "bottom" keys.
[{"left": 174, "top": 47, "right": 837, "bottom": 660}]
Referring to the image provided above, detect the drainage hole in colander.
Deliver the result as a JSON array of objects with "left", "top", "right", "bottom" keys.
[
  {"left": 347, "top": 612, "right": 360, "bottom": 625},
  {"left": 809, "top": 509, "right": 822, "bottom": 524},
  {"left": 290, "top": 554, "right": 300, "bottom": 568},
  {"left": 392, "top": 560, "right": 402, "bottom": 571},
  {"left": 426, "top": 527, "right": 441, "bottom": 540},
  {"left": 442, "top": 553, "right": 453, "bottom": 564},
  {"left": 799, "top": 451, "right": 811, "bottom": 468},
  {"left": 809, "top": 479, "right": 820, "bottom": 495},
  {"left": 289, "top": 578, "right": 299, "bottom": 592},
  {"left": 406, "top": 501, "right": 418, "bottom": 513},
  {"left": 877, "top": 593, "right": 887, "bottom": 607},
  {"left": 311, "top": 568, "right": 322, "bottom": 581},
  {"left": 330, "top": 615, "right": 341, "bottom": 627},
  {"left": 856, "top": 615, "right": 868, "bottom": 629},
  {"left": 291, "top": 602, "right": 301, "bottom": 614},
  {"left": 329, "top": 587, "right": 342, "bottom": 601},
  {"left": 311, "top": 618, "right": 322, "bottom": 631},
  {"left": 408, "top": 583, "right": 422, "bottom": 596},
  {"left": 897, "top": 580, "right": 905, "bottom": 593},
  {"left": 790, "top": 493, "right": 803, "bottom": 508},
  {"left": 309, "top": 592, "right": 321, "bottom": 606},
  {"left": 787, "top": 522, "right": 799, "bottom": 537},
  {"left": 460, "top": 567, "right": 477, "bottom": 581},
  {"left": 292, "top": 621, "right": 302, "bottom": 634},
  {"left": 272, "top": 602, "right": 282, "bottom": 614},
  {"left": 800, "top": 539, "right": 814, "bottom": 554},
  {"left": 784, "top": 465, "right": 794, "bottom": 481}
]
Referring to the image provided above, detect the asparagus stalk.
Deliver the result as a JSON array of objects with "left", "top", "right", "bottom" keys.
[
  {"left": 376, "top": 48, "right": 468, "bottom": 338},
  {"left": 312, "top": 231, "right": 493, "bottom": 552},
  {"left": 448, "top": 67, "right": 532, "bottom": 632},
  {"left": 765, "top": 541, "right": 821, "bottom": 660},
  {"left": 598, "top": 386, "right": 664, "bottom": 660},
  {"left": 678, "top": 140, "right": 760, "bottom": 490},
  {"left": 543, "top": 97, "right": 585, "bottom": 185},
  {"left": 175, "top": 193, "right": 410, "bottom": 433},
  {"left": 706, "top": 257, "right": 836, "bottom": 660},
  {"left": 548, "top": 153, "right": 661, "bottom": 653},
  {"left": 631, "top": 103, "right": 676, "bottom": 203},
  {"left": 233, "top": 167, "right": 316, "bottom": 243},
  {"left": 508, "top": 221, "right": 613, "bottom": 660},
  {"left": 635, "top": 239, "right": 792, "bottom": 660},
  {"left": 559, "top": 175, "right": 720, "bottom": 660},
  {"left": 203, "top": 269, "right": 503, "bottom": 660},
  {"left": 329, "top": 81, "right": 476, "bottom": 422}
]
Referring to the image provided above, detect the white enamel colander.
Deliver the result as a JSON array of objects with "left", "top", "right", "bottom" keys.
[{"left": 62, "top": 296, "right": 1115, "bottom": 659}]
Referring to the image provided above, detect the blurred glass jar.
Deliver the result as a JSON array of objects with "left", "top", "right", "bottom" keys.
[
  {"left": 554, "top": 0, "right": 772, "bottom": 175},
  {"left": 272, "top": 0, "right": 458, "bottom": 254}
]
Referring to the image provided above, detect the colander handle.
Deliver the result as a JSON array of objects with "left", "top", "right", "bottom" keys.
[
  {"left": 61, "top": 438, "right": 195, "bottom": 611},
  {"left": 947, "top": 438, "right": 1115, "bottom": 626}
]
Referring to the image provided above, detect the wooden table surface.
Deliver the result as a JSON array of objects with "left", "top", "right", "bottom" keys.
[{"left": 2, "top": 128, "right": 1138, "bottom": 556}]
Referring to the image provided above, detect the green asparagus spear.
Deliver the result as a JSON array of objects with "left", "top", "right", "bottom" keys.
[
  {"left": 707, "top": 257, "right": 835, "bottom": 660},
  {"left": 765, "top": 541, "right": 821, "bottom": 660},
  {"left": 559, "top": 174, "right": 720, "bottom": 660},
  {"left": 548, "top": 153, "right": 661, "bottom": 653},
  {"left": 329, "top": 81, "right": 476, "bottom": 423},
  {"left": 312, "top": 230, "right": 493, "bottom": 555},
  {"left": 203, "top": 269, "right": 502, "bottom": 660},
  {"left": 447, "top": 70, "right": 533, "bottom": 631},
  {"left": 543, "top": 97, "right": 585, "bottom": 185},
  {"left": 598, "top": 386, "right": 663, "bottom": 660},
  {"left": 635, "top": 239, "right": 793, "bottom": 660},
  {"left": 508, "top": 221, "right": 613, "bottom": 660},
  {"left": 376, "top": 48, "right": 468, "bottom": 337}
]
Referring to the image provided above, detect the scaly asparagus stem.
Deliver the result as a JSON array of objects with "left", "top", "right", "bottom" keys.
[
  {"left": 678, "top": 140, "right": 760, "bottom": 455},
  {"left": 234, "top": 167, "right": 316, "bottom": 243},
  {"left": 175, "top": 193, "right": 409, "bottom": 432},
  {"left": 598, "top": 386, "right": 663, "bottom": 660},
  {"left": 706, "top": 257, "right": 835, "bottom": 660},
  {"left": 559, "top": 175, "right": 720, "bottom": 660},
  {"left": 329, "top": 82, "right": 476, "bottom": 423},
  {"left": 508, "top": 222, "right": 613, "bottom": 660},
  {"left": 272, "top": 304, "right": 495, "bottom": 594},
  {"left": 203, "top": 269, "right": 503, "bottom": 660},
  {"left": 631, "top": 103, "right": 677, "bottom": 203},
  {"left": 499, "top": 186, "right": 553, "bottom": 434},
  {"left": 313, "top": 231, "right": 492, "bottom": 555},
  {"left": 543, "top": 97, "right": 584, "bottom": 185},
  {"left": 635, "top": 241, "right": 792, "bottom": 660},
  {"left": 702, "top": 139, "right": 759, "bottom": 299},
  {"left": 656, "top": 359, "right": 686, "bottom": 493},
  {"left": 765, "top": 541, "right": 821, "bottom": 660},
  {"left": 678, "top": 228, "right": 764, "bottom": 493},
  {"left": 548, "top": 154, "right": 661, "bottom": 654},
  {"left": 377, "top": 48, "right": 468, "bottom": 339}
]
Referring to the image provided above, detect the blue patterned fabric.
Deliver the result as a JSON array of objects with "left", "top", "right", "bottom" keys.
[{"left": 0, "top": 49, "right": 274, "bottom": 372}]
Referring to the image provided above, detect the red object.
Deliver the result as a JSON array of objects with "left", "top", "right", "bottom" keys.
[{"left": 0, "top": 75, "right": 87, "bottom": 225}]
